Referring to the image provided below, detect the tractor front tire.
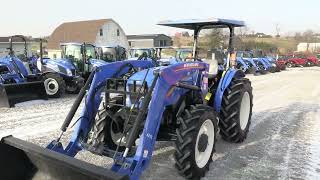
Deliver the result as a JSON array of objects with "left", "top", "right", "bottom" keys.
[
  {"left": 219, "top": 78, "right": 253, "bottom": 143},
  {"left": 286, "top": 62, "right": 293, "bottom": 68},
  {"left": 246, "top": 67, "right": 256, "bottom": 74},
  {"left": 91, "top": 97, "right": 126, "bottom": 152},
  {"left": 259, "top": 69, "right": 268, "bottom": 75},
  {"left": 43, "top": 73, "right": 66, "bottom": 98},
  {"left": 174, "top": 105, "right": 218, "bottom": 179}
]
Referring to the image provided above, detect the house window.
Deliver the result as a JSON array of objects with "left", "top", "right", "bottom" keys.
[
  {"left": 100, "top": 29, "right": 103, "bottom": 36},
  {"left": 117, "top": 29, "right": 120, "bottom": 36},
  {"left": 129, "top": 42, "right": 132, "bottom": 47},
  {"left": 160, "top": 40, "right": 165, "bottom": 47}
]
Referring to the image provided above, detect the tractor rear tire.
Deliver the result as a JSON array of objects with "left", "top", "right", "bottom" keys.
[
  {"left": 219, "top": 78, "right": 253, "bottom": 143},
  {"left": 43, "top": 73, "right": 66, "bottom": 98},
  {"left": 174, "top": 104, "right": 218, "bottom": 179},
  {"left": 91, "top": 97, "right": 126, "bottom": 152}
]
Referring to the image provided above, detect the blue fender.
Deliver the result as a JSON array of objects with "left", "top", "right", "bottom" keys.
[
  {"left": 214, "top": 68, "right": 245, "bottom": 112},
  {"left": 0, "top": 56, "right": 29, "bottom": 79},
  {"left": 254, "top": 58, "right": 268, "bottom": 70},
  {"left": 243, "top": 58, "right": 259, "bottom": 71},
  {"left": 236, "top": 57, "right": 249, "bottom": 71}
]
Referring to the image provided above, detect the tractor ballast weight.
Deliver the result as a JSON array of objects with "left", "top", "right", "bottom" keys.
[
  {"left": 0, "top": 18, "right": 253, "bottom": 180},
  {"left": 0, "top": 35, "right": 47, "bottom": 108}
]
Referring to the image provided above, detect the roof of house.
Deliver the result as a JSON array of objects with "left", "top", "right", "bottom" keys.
[
  {"left": 47, "top": 19, "right": 114, "bottom": 49},
  {"left": 127, "top": 34, "right": 171, "bottom": 40}
]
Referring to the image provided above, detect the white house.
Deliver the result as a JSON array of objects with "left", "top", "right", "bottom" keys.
[{"left": 297, "top": 42, "right": 320, "bottom": 52}]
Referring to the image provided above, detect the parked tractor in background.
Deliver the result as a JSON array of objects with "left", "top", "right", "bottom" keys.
[
  {"left": 0, "top": 35, "right": 64, "bottom": 108},
  {"left": 129, "top": 48, "right": 156, "bottom": 60},
  {"left": 286, "top": 54, "right": 308, "bottom": 67},
  {"left": 0, "top": 18, "right": 253, "bottom": 180},
  {"left": 33, "top": 43, "right": 127, "bottom": 94},
  {"left": 237, "top": 51, "right": 265, "bottom": 74},
  {"left": 251, "top": 50, "right": 277, "bottom": 73},
  {"left": 28, "top": 41, "right": 84, "bottom": 95},
  {"left": 294, "top": 53, "right": 319, "bottom": 67},
  {"left": 236, "top": 51, "right": 257, "bottom": 74},
  {"left": 96, "top": 45, "right": 127, "bottom": 62},
  {"left": 275, "top": 55, "right": 287, "bottom": 70}
]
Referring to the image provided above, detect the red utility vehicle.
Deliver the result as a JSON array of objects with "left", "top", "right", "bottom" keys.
[
  {"left": 276, "top": 55, "right": 287, "bottom": 70},
  {"left": 286, "top": 53, "right": 320, "bottom": 67}
]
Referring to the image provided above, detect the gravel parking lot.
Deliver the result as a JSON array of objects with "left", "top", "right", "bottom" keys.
[{"left": 1, "top": 67, "right": 320, "bottom": 179}]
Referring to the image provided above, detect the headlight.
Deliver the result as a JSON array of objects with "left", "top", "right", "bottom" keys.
[{"left": 66, "top": 69, "right": 73, "bottom": 76}]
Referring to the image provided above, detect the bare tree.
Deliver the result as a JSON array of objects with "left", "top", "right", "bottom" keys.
[{"left": 303, "top": 30, "right": 314, "bottom": 52}]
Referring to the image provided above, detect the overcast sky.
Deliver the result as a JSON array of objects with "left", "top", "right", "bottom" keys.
[{"left": 1, "top": 0, "right": 319, "bottom": 37}]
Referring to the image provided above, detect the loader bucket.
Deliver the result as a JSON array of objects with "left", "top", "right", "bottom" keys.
[
  {"left": 0, "top": 81, "right": 47, "bottom": 108},
  {"left": 0, "top": 136, "right": 128, "bottom": 180}
]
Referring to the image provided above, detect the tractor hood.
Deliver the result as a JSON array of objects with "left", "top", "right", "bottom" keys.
[
  {"left": 89, "top": 59, "right": 109, "bottom": 67},
  {"left": 125, "top": 66, "right": 164, "bottom": 107},
  {"left": 127, "top": 67, "right": 162, "bottom": 87},
  {"left": 157, "top": 57, "right": 180, "bottom": 66},
  {"left": 0, "top": 56, "right": 29, "bottom": 77},
  {"left": 43, "top": 58, "right": 76, "bottom": 77}
]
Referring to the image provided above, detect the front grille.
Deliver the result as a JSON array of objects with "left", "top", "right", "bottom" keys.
[
  {"left": 58, "top": 65, "right": 68, "bottom": 75},
  {"left": 71, "top": 69, "right": 76, "bottom": 76},
  {"left": 128, "top": 82, "right": 148, "bottom": 104},
  {"left": 104, "top": 78, "right": 148, "bottom": 109}
]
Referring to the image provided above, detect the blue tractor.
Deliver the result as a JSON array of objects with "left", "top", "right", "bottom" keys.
[
  {"left": 97, "top": 45, "right": 127, "bottom": 62},
  {"left": 251, "top": 50, "right": 277, "bottom": 73},
  {"left": 236, "top": 51, "right": 256, "bottom": 74},
  {"left": 0, "top": 18, "right": 253, "bottom": 180},
  {"left": 35, "top": 43, "right": 127, "bottom": 94},
  {"left": 238, "top": 51, "right": 269, "bottom": 74},
  {"left": 0, "top": 35, "right": 63, "bottom": 107}
]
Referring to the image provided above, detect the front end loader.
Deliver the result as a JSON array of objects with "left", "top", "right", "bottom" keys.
[
  {"left": 0, "top": 35, "right": 47, "bottom": 108},
  {"left": 0, "top": 18, "right": 253, "bottom": 180}
]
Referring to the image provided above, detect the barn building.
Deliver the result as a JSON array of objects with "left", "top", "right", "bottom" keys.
[{"left": 47, "top": 19, "right": 129, "bottom": 59}]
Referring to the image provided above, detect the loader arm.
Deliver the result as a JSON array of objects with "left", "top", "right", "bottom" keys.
[
  {"left": 111, "top": 62, "right": 209, "bottom": 179},
  {"left": 47, "top": 60, "right": 155, "bottom": 156},
  {"left": 48, "top": 61, "right": 209, "bottom": 179}
]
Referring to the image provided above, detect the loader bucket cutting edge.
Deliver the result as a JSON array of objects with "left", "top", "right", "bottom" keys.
[
  {"left": 0, "top": 136, "right": 129, "bottom": 180},
  {"left": 0, "top": 81, "right": 47, "bottom": 108}
]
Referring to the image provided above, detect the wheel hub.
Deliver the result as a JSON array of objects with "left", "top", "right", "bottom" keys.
[
  {"left": 239, "top": 92, "right": 250, "bottom": 130},
  {"left": 49, "top": 83, "right": 55, "bottom": 90},
  {"left": 197, "top": 134, "right": 208, "bottom": 152},
  {"left": 195, "top": 119, "right": 215, "bottom": 168},
  {"left": 44, "top": 78, "right": 59, "bottom": 95}
]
